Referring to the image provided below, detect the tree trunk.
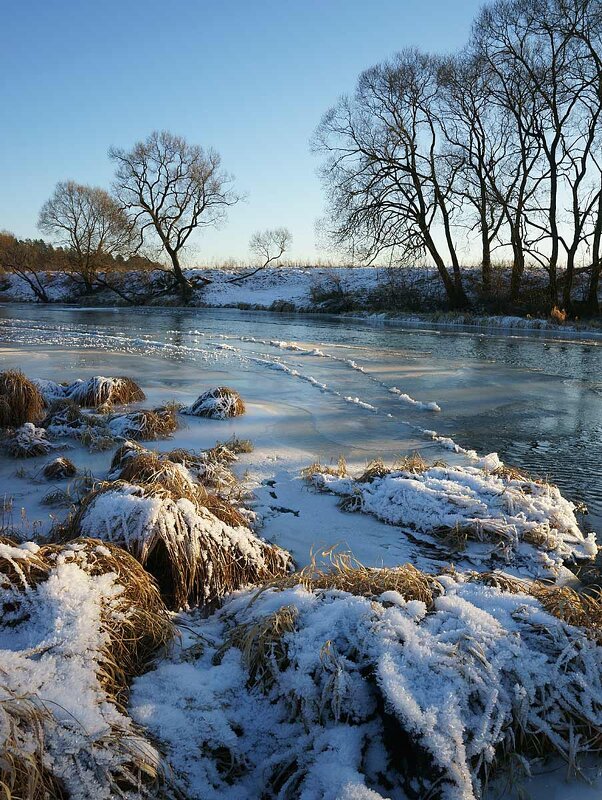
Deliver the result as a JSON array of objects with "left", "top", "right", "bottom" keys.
[
  {"left": 509, "top": 227, "right": 524, "bottom": 304},
  {"left": 586, "top": 194, "right": 602, "bottom": 313},
  {"left": 168, "top": 250, "right": 193, "bottom": 301}
]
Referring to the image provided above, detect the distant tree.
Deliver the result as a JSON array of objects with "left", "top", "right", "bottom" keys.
[
  {"left": 109, "top": 130, "right": 239, "bottom": 300},
  {"left": 0, "top": 232, "right": 54, "bottom": 302},
  {"left": 227, "top": 227, "right": 292, "bottom": 283},
  {"left": 38, "top": 181, "right": 133, "bottom": 293}
]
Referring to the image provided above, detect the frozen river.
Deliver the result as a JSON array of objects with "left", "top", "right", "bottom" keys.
[{"left": 0, "top": 303, "right": 600, "bottom": 535}]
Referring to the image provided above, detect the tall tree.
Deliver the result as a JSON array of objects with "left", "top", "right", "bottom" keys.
[
  {"left": 315, "top": 50, "right": 469, "bottom": 308},
  {"left": 109, "top": 131, "right": 239, "bottom": 300},
  {"left": 38, "top": 181, "right": 133, "bottom": 293}
]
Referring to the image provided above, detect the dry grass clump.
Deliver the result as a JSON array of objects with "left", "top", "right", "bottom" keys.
[
  {"left": 0, "top": 689, "right": 67, "bottom": 800},
  {"left": 0, "top": 536, "right": 50, "bottom": 595},
  {"left": 0, "top": 535, "right": 173, "bottom": 709},
  {"left": 42, "top": 456, "right": 76, "bottom": 480},
  {"left": 112, "top": 404, "right": 179, "bottom": 440},
  {"left": 110, "top": 439, "right": 146, "bottom": 472},
  {"left": 301, "top": 455, "right": 348, "bottom": 480},
  {"left": 64, "top": 481, "right": 292, "bottom": 611},
  {"left": 266, "top": 549, "right": 442, "bottom": 608},
  {"left": 357, "top": 458, "right": 390, "bottom": 483},
  {"left": 395, "top": 452, "right": 434, "bottom": 473},
  {"left": 0, "top": 536, "right": 174, "bottom": 798},
  {"left": 184, "top": 386, "right": 246, "bottom": 419},
  {"left": 116, "top": 451, "right": 202, "bottom": 500},
  {"left": 39, "top": 538, "right": 174, "bottom": 708},
  {"left": 0, "top": 370, "right": 44, "bottom": 429},
  {"left": 529, "top": 583, "right": 602, "bottom": 634},
  {"left": 215, "top": 605, "right": 299, "bottom": 691},
  {"left": 67, "top": 375, "right": 145, "bottom": 408},
  {"left": 468, "top": 571, "right": 602, "bottom": 635},
  {"left": 2, "top": 424, "right": 54, "bottom": 458},
  {"left": 110, "top": 445, "right": 247, "bottom": 527}
]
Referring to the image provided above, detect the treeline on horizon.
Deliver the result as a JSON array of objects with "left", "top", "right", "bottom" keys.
[{"left": 1, "top": 0, "right": 601, "bottom": 315}]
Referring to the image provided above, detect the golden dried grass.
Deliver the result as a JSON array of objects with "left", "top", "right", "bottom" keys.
[
  {"left": 0, "top": 689, "right": 67, "bottom": 800},
  {"left": 68, "top": 376, "right": 145, "bottom": 408},
  {"left": 215, "top": 605, "right": 298, "bottom": 690},
  {"left": 117, "top": 404, "right": 179, "bottom": 440},
  {"left": 187, "top": 387, "right": 246, "bottom": 418},
  {"left": 38, "top": 539, "right": 174, "bottom": 708},
  {"left": 64, "top": 482, "right": 292, "bottom": 612},
  {"left": 265, "top": 549, "right": 442, "bottom": 608},
  {"left": 0, "top": 371, "right": 44, "bottom": 429}
]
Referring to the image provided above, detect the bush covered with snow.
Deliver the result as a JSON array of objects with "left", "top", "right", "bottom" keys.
[
  {"left": 34, "top": 374, "right": 145, "bottom": 409},
  {"left": 68, "top": 480, "right": 292, "bottom": 610}
]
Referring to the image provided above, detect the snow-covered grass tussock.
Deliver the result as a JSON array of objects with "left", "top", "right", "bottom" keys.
[
  {"left": 0, "top": 370, "right": 44, "bottom": 428},
  {"left": 43, "top": 399, "right": 179, "bottom": 450},
  {"left": 42, "top": 455, "right": 77, "bottom": 480},
  {"left": 306, "top": 457, "right": 597, "bottom": 577},
  {"left": 183, "top": 386, "right": 246, "bottom": 419},
  {"left": 34, "top": 374, "right": 145, "bottom": 409},
  {"left": 0, "top": 536, "right": 174, "bottom": 799},
  {"left": 1, "top": 422, "right": 55, "bottom": 458},
  {"left": 131, "top": 555, "right": 602, "bottom": 800},
  {"left": 110, "top": 436, "right": 252, "bottom": 493},
  {"left": 63, "top": 480, "right": 292, "bottom": 611}
]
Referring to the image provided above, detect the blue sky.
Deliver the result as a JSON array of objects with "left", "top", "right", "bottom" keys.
[{"left": 0, "top": 0, "right": 483, "bottom": 264}]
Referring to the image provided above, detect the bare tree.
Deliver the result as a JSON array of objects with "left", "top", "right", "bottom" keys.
[
  {"left": 109, "top": 131, "right": 239, "bottom": 300},
  {"left": 438, "top": 54, "right": 508, "bottom": 292},
  {"left": 38, "top": 181, "right": 133, "bottom": 293},
  {"left": 227, "top": 227, "right": 292, "bottom": 283},
  {"left": 0, "top": 233, "right": 53, "bottom": 302},
  {"left": 315, "top": 50, "right": 469, "bottom": 309}
]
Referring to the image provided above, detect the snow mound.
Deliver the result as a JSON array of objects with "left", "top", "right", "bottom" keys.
[
  {"left": 309, "top": 460, "right": 597, "bottom": 576},
  {"left": 130, "top": 567, "right": 602, "bottom": 800},
  {"left": 182, "top": 386, "right": 245, "bottom": 419}
]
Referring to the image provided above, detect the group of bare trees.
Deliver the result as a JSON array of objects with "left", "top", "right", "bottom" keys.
[
  {"left": 316, "top": 0, "right": 602, "bottom": 311},
  {"left": 1, "top": 131, "right": 291, "bottom": 302}
]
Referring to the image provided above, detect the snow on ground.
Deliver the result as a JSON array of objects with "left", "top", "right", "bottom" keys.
[
  {"left": 130, "top": 573, "right": 602, "bottom": 800},
  {"left": 309, "top": 463, "right": 596, "bottom": 578}
]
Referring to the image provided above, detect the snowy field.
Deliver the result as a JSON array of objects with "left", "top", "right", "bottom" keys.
[{"left": 0, "top": 305, "right": 600, "bottom": 799}]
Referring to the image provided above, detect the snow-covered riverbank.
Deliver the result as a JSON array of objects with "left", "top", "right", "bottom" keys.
[{"left": 2, "top": 265, "right": 601, "bottom": 336}]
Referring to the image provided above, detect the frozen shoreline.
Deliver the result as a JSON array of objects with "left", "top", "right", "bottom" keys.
[{"left": 2, "top": 265, "right": 602, "bottom": 339}]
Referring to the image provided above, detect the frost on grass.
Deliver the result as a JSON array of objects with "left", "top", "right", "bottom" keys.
[
  {"left": 66, "top": 480, "right": 292, "bottom": 610},
  {"left": 306, "top": 458, "right": 597, "bottom": 577},
  {"left": 43, "top": 400, "right": 179, "bottom": 451},
  {"left": 130, "top": 558, "right": 602, "bottom": 800},
  {"left": 34, "top": 375, "right": 145, "bottom": 409},
  {"left": 0, "top": 537, "right": 173, "bottom": 799},
  {"left": 183, "top": 386, "right": 246, "bottom": 419},
  {"left": 1, "top": 422, "right": 55, "bottom": 458}
]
